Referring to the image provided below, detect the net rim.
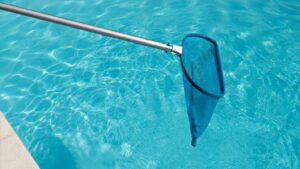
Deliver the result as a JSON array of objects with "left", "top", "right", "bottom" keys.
[{"left": 180, "top": 34, "right": 225, "bottom": 98}]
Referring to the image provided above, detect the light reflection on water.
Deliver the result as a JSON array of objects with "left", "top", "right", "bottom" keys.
[{"left": 0, "top": 0, "right": 299, "bottom": 168}]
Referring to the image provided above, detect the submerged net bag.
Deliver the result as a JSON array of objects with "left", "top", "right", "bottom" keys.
[{"left": 180, "top": 34, "right": 225, "bottom": 147}]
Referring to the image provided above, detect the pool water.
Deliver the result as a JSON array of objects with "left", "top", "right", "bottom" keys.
[{"left": 0, "top": 0, "right": 299, "bottom": 169}]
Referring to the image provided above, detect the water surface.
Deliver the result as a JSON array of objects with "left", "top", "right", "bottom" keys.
[{"left": 0, "top": 0, "right": 299, "bottom": 168}]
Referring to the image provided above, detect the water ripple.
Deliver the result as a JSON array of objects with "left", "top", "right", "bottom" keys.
[{"left": 0, "top": 0, "right": 299, "bottom": 169}]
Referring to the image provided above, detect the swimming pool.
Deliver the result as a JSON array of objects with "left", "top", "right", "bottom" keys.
[{"left": 0, "top": 0, "right": 299, "bottom": 168}]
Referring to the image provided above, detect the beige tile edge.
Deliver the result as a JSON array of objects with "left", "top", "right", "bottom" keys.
[{"left": 0, "top": 112, "right": 40, "bottom": 169}]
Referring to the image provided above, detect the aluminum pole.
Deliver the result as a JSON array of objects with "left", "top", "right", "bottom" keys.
[{"left": 0, "top": 3, "right": 182, "bottom": 55}]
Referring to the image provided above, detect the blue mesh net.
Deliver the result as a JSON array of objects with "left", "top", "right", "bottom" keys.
[{"left": 180, "top": 34, "right": 225, "bottom": 147}]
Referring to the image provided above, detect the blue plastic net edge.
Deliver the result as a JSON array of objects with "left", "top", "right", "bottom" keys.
[{"left": 180, "top": 33, "right": 225, "bottom": 98}]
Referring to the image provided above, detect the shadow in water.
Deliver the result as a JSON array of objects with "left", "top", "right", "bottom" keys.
[{"left": 33, "top": 136, "right": 78, "bottom": 169}]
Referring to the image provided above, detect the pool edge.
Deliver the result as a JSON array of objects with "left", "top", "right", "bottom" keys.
[{"left": 0, "top": 112, "right": 40, "bottom": 169}]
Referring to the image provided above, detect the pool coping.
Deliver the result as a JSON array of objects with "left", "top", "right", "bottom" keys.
[{"left": 0, "top": 112, "right": 40, "bottom": 169}]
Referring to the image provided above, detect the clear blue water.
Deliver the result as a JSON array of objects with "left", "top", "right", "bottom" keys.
[{"left": 0, "top": 0, "right": 299, "bottom": 169}]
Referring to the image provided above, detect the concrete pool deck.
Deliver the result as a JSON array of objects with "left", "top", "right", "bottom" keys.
[{"left": 0, "top": 112, "right": 39, "bottom": 169}]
